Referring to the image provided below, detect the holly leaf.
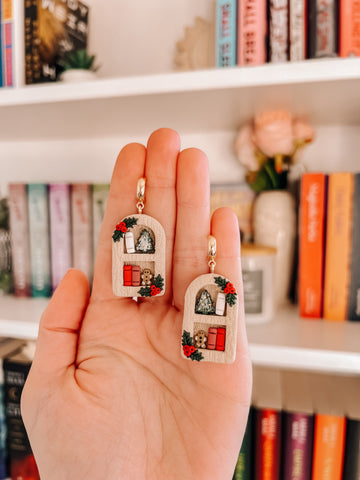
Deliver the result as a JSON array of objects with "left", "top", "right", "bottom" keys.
[
  {"left": 124, "top": 217, "right": 138, "bottom": 229},
  {"left": 182, "top": 330, "right": 193, "bottom": 347},
  {"left": 214, "top": 276, "right": 227, "bottom": 290},
  {"left": 226, "top": 293, "right": 237, "bottom": 306},
  {"left": 190, "top": 350, "right": 204, "bottom": 362},
  {"left": 112, "top": 230, "right": 123, "bottom": 242},
  {"left": 153, "top": 274, "right": 164, "bottom": 290},
  {"left": 138, "top": 286, "right": 151, "bottom": 297}
]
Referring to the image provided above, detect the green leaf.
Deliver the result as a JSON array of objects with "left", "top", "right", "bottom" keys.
[
  {"left": 138, "top": 287, "right": 151, "bottom": 297},
  {"left": 226, "top": 292, "right": 237, "bottom": 306},
  {"left": 124, "top": 217, "right": 138, "bottom": 229},
  {"left": 182, "top": 330, "right": 193, "bottom": 346},
  {"left": 190, "top": 350, "right": 204, "bottom": 362},
  {"left": 112, "top": 230, "right": 123, "bottom": 242},
  {"left": 214, "top": 276, "right": 227, "bottom": 290},
  {"left": 153, "top": 274, "right": 164, "bottom": 290}
]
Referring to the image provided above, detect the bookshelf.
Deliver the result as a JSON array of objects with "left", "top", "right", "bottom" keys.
[{"left": 1, "top": 59, "right": 360, "bottom": 376}]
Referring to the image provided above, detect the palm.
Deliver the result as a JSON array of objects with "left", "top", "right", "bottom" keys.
[{"left": 22, "top": 129, "right": 252, "bottom": 480}]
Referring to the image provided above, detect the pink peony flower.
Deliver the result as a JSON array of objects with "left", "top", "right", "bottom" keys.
[
  {"left": 234, "top": 124, "right": 258, "bottom": 171},
  {"left": 253, "top": 110, "right": 294, "bottom": 157},
  {"left": 293, "top": 118, "right": 316, "bottom": 143}
]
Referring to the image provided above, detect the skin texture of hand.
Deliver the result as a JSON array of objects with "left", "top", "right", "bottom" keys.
[{"left": 21, "top": 129, "right": 252, "bottom": 480}]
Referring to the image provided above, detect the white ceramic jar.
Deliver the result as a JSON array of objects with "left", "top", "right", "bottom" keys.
[{"left": 241, "top": 244, "right": 276, "bottom": 324}]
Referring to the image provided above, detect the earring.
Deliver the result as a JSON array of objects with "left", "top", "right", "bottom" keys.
[
  {"left": 112, "top": 177, "right": 166, "bottom": 298},
  {"left": 181, "top": 235, "right": 238, "bottom": 363}
]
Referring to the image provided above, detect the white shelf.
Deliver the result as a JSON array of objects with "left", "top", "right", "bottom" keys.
[
  {"left": 0, "top": 297, "right": 359, "bottom": 374},
  {"left": 0, "top": 58, "right": 360, "bottom": 140}
]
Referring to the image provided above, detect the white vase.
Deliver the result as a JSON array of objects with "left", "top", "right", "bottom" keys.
[
  {"left": 253, "top": 190, "right": 296, "bottom": 308},
  {"left": 59, "top": 69, "right": 98, "bottom": 83}
]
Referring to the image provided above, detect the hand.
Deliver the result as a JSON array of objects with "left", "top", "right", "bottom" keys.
[{"left": 21, "top": 129, "right": 252, "bottom": 480}]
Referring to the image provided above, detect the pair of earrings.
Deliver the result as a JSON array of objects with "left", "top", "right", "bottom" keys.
[{"left": 112, "top": 178, "right": 238, "bottom": 363}]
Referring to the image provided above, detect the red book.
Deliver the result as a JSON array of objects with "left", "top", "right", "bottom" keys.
[
  {"left": 237, "top": 0, "right": 267, "bottom": 65},
  {"left": 339, "top": 0, "right": 360, "bottom": 57},
  {"left": 123, "top": 265, "right": 132, "bottom": 286},
  {"left": 254, "top": 408, "right": 282, "bottom": 480},
  {"left": 215, "top": 327, "right": 226, "bottom": 351},
  {"left": 299, "top": 173, "right": 327, "bottom": 318}
]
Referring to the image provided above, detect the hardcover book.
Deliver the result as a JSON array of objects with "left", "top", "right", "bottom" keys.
[
  {"left": 307, "top": 0, "right": 339, "bottom": 58},
  {"left": 233, "top": 408, "right": 253, "bottom": 480},
  {"left": 323, "top": 173, "right": 353, "bottom": 321},
  {"left": 27, "top": 184, "right": 51, "bottom": 297},
  {"left": 3, "top": 344, "right": 40, "bottom": 480},
  {"left": 298, "top": 173, "right": 327, "bottom": 318},
  {"left": 311, "top": 414, "right": 346, "bottom": 480},
  {"left": 8, "top": 184, "right": 31, "bottom": 297},
  {"left": 342, "top": 418, "right": 360, "bottom": 480},
  {"left": 92, "top": 184, "right": 109, "bottom": 262},
  {"left": 347, "top": 173, "right": 360, "bottom": 320},
  {"left": 49, "top": 183, "right": 72, "bottom": 291},
  {"left": 339, "top": 0, "right": 360, "bottom": 57},
  {"left": 254, "top": 408, "right": 281, "bottom": 480},
  {"left": 216, "top": 0, "right": 238, "bottom": 67},
  {"left": 268, "top": 0, "right": 289, "bottom": 62},
  {"left": 289, "top": 0, "right": 307, "bottom": 60},
  {"left": 1, "top": 0, "right": 13, "bottom": 86},
  {"left": 283, "top": 412, "right": 314, "bottom": 480},
  {"left": 237, "top": 0, "right": 267, "bottom": 65},
  {"left": 71, "top": 184, "right": 93, "bottom": 283}
]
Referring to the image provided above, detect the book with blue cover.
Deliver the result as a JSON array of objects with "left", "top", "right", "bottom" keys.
[{"left": 216, "top": 0, "right": 237, "bottom": 67}]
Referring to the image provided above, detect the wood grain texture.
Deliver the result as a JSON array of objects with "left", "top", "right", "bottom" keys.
[
  {"left": 182, "top": 273, "right": 238, "bottom": 363},
  {"left": 112, "top": 213, "right": 166, "bottom": 297}
]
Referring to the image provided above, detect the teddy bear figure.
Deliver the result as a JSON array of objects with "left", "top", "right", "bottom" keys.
[
  {"left": 194, "top": 330, "right": 207, "bottom": 349},
  {"left": 141, "top": 268, "right": 153, "bottom": 286}
]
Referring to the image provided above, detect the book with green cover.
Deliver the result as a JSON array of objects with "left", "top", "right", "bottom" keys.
[{"left": 233, "top": 407, "right": 253, "bottom": 480}]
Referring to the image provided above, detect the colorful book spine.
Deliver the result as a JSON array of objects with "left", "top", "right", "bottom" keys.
[
  {"left": 237, "top": 0, "right": 267, "bottom": 65},
  {"left": 0, "top": 0, "right": 2, "bottom": 87},
  {"left": 24, "top": 0, "right": 33, "bottom": 85},
  {"left": 3, "top": 350, "right": 40, "bottom": 480},
  {"left": 12, "top": 0, "right": 24, "bottom": 86},
  {"left": 8, "top": 184, "right": 31, "bottom": 297},
  {"left": 268, "top": 0, "right": 289, "bottom": 62},
  {"left": 92, "top": 184, "right": 109, "bottom": 262},
  {"left": 323, "top": 173, "right": 353, "bottom": 321},
  {"left": 339, "top": 0, "right": 360, "bottom": 57},
  {"left": 347, "top": 173, "right": 360, "bottom": 320},
  {"left": 299, "top": 173, "right": 327, "bottom": 318},
  {"left": 283, "top": 412, "right": 314, "bottom": 480},
  {"left": 1, "top": 0, "right": 13, "bottom": 86},
  {"left": 311, "top": 414, "right": 346, "bottom": 480},
  {"left": 71, "top": 184, "right": 93, "bottom": 283},
  {"left": 27, "top": 184, "right": 51, "bottom": 297},
  {"left": 342, "top": 418, "right": 360, "bottom": 480},
  {"left": 216, "top": 0, "right": 238, "bottom": 67},
  {"left": 254, "top": 408, "right": 281, "bottom": 480},
  {"left": 307, "top": 0, "right": 339, "bottom": 58},
  {"left": 289, "top": 0, "right": 307, "bottom": 60},
  {"left": 233, "top": 408, "right": 253, "bottom": 480},
  {"left": 49, "top": 183, "right": 72, "bottom": 291}
]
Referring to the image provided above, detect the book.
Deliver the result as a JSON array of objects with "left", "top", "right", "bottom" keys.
[
  {"left": 282, "top": 412, "right": 314, "bottom": 480},
  {"left": 1, "top": 0, "right": 13, "bottom": 86},
  {"left": 323, "top": 172, "right": 353, "bottom": 321},
  {"left": 92, "top": 184, "right": 109, "bottom": 262},
  {"left": 27, "top": 183, "right": 51, "bottom": 297},
  {"left": 339, "top": 0, "right": 360, "bottom": 57},
  {"left": 71, "top": 184, "right": 93, "bottom": 283},
  {"left": 0, "top": 339, "right": 24, "bottom": 480},
  {"left": 3, "top": 343, "right": 40, "bottom": 480},
  {"left": 298, "top": 173, "right": 327, "bottom": 318},
  {"left": 254, "top": 408, "right": 281, "bottom": 480},
  {"left": 216, "top": 0, "right": 237, "bottom": 67},
  {"left": 12, "top": 0, "right": 25, "bottom": 86},
  {"left": 233, "top": 408, "right": 253, "bottom": 480},
  {"left": 311, "top": 414, "right": 346, "bottom": 480},
  {"left": 342, "top": 418, "right": 360, "bottom": 480},
  {"left": 49, "top": 183, "right": 72, "bottom": 291},
  {"left": 289, "top": 0, "right": 307, "bottom": 60},
  {"left": 237, "top": 0, "right": 267, "bottom": 65},
  {"left": 268, "top": 0, "right": 289, "bottom": 62},
  {"left": 0, "top": 0, "right": 2, "bottom": 87},
  {"left": 307, "top": 0, "right": 339, "bottom": 58},
  {"left": 347, "top": 173, "right": 360, "bottom": 320},
  {"left": 24, "top": 0, "right": 40, "bottom": 84},
  {"left": 8, "top": 184, "right": 31, "bottom": 297}
]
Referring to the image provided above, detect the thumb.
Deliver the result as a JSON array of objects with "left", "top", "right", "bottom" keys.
[{"left": 31, "top": 268, "right": 90, "bottom": 379}]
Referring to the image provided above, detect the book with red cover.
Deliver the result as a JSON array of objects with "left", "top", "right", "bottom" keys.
[
  {"left": 237, "top": 0, "right": 267, "bottom": 65},
  {"left": 254, "top": 408, "right": 281, "bottom": 480},
  {"left": 283, "top": 412, "right": 314, "bottom": 480},
  {"left": 311, "top": 414, "right": 346, "bottom": 480},
  {"left": 298, "top": 173, "right": 327, "bottom": 318},
  {"left": 339, "top": 0, "right": 360, "bottom": 57}
]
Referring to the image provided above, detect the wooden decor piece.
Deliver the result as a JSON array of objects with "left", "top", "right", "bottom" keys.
[
  {"left": 112, "top": 178, "right": 165, "bottom": 298},
  {"left": 181, "top": 236, "right": 238, "bottom": 364}
]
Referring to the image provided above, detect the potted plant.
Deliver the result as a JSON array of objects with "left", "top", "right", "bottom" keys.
[{"left": 59, "top": 49, "right": 100, "bottom": 83}]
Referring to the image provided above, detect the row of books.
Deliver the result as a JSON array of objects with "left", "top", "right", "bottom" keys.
[
  {"left": 299, "top": 172, "right": 360, "bottom": 321},
  {"left": 0, "top": 0, "right": 89, "bottom": 87},
  {"left": 8, "top": 183, "right": 109, "bottom": 297},
  {"left": 233, "top": 407, "right": 360, "bottom": 480},
  {"left": 216, "top": 0, "right": 360, "bottom": 67}
]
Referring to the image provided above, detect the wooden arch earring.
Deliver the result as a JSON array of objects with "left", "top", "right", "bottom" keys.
[
  {"left": 181, "top": 235, "right": 238, "bottom": 363},
  {"left": 112, "top": 177, "right": 166, "bottom": 298}
]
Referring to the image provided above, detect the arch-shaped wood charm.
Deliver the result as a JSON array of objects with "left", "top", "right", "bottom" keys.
[
  {"left": 112, "top": 214, "right": 165, "bottom": 298},
  {"left": 181, "top": 273, "right": 238, "bottom": 364}
]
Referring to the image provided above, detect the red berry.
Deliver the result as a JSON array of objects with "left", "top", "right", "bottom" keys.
[
  {"left": 116, "top": 224, "right": 122, "bottom": 231},
  {"left": 156, "top": 287, "right": 161, "bottom": 294},
  {"left": 151, "top": 290, "right": 156, "bottom": 296},
  {"left": 189, "top": 346, "right": 196, "bottom": 354},
  {"left": 183, "top": 345, "right": 191, "bottom": 357},
  {"left": 224, "top": 287, "right": 230, "bottom": 294}
]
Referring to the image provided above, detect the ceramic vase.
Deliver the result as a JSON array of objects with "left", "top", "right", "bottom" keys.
[
  {"left": 253, "top": 190, "right": 296, "bottom": 308},
  {"left": 59, "top": 69, "right": 97, "bottom": 83}
]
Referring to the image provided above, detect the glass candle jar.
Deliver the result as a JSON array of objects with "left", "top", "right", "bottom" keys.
[{"left": 241, "top": 244, "right": 276, "bottom": 324}]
